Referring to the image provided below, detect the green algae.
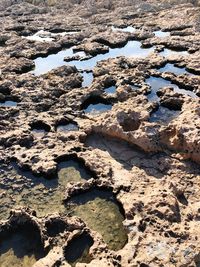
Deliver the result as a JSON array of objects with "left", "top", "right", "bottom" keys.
[
  {"left": 0, "top": 159, "right": 92, "bottom": 220},
  {"left": 65, "top": 189, "right": 128, "bottom": 251},
  {"left": 0, "top": 226, "right": 45, "bottom": 267},
  {"left": 64, "top": 232, "right": 94, "bottom": 266}
]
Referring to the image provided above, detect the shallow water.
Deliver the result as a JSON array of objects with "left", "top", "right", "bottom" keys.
[
  {"left": 154, "top": 30, "right": 170, "bottom": 38},
  {"left": 57, "top": 160, "right": 92, "bottom": 184},
  {"left": 56, "top": 123, "right": 79, "bottom": 132},
  {"left": 159, "top": 63, "right": 193, "bottom": 76},
  {"left": 149, "top": 106, "right": 180, "bottom": 124},
  {"left": 0, "top": 160, "right": 92, "bottom": 220},
  {"left": 0, "top": 227, "right": 45, "bottom": 267},
  {"left": 31, "top": 128, "right": 47, "bottom": 138},
  {"left": 32, "top": 41, "right": 155, "bottom": 75},
  {"left": 32, "top": 32, "right": 190, "bottom": 76},
  {"left": 105, "top": 86, "right": 116, "bottom": 94},
  {"left": 64, "top": 232, "right": 93, "bottom": 266},
  {"left": 0, "top": 101, "right": 17, "bottom": 107},
  {"left": 160, "top": 48, "right": 188, "bottom": 57},
  {"left": 81, "top": 71, "right": 93, "bottom": 87},
  {"left": 65, "top": 189, "right": 128, "bottom": 251},
  {"left": 146, "top": 76, "right": 197, "bottom": 101},
  {"left": 84, "top": 103, "right": 112, "bottom": 114}
]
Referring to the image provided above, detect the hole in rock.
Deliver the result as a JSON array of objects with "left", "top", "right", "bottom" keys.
[
  {"left": 119, "top": 117, "right": 140, "bottom": 131},
  {"left": 65, "top": 188, "right": 128, "bottom": 251},
  {"left": 176, "top": 193, "right": 188, "bottom": 206},
  {"left": 30, "top": 121, "right": 51, "bottom": 137},
  {"left": 64, "top": 232, "right": 94, "bottom": 266},
  {"left": 57, "top": 156, "right": 93, "bottom": 184},
  {"left": 149, "top": 106, "right": 180, "bottom": 124},
  {"left": 50, "top": 28, "right": 79, "bottom": 34},
  {"left": 0, "top": 40, "right": 7, "bottom": 47},
  {"left": 140, "top": 263, "right": 149, "bottom": 267},
  {"left": 0, "top": 222, "right": 46, "bottom": 267},
  {"left": 56, "top": 120, "right": 79, "bottom": 132},
  {"left": 45, "top": 219, "right": 67, "bottom": 237},
  {"left": 81, "top": 96, "right": 112, "bottom": 115}
]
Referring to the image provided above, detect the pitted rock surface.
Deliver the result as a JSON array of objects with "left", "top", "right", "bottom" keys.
[{"left": 0, "top": 0, "right": 200, "bottom": 266}]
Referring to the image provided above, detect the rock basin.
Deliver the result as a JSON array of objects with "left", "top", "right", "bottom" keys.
[{"left": 65, "top": 189, "right": 128, "bottom": 251}]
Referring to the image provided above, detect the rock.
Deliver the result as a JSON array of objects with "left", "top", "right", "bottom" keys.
[{"left": 0, "top": 1, "right": 200, "bottom": 266}]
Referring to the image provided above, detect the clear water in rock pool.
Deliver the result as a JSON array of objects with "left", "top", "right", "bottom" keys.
[
  {"left": 159, "top": 48, "right": 188, "bottom": 57},
  {"left": 105, "top": 86, "right": 116, "bottom": 94},
  {"left": 146, "top": 76, "right": 197, "bottom": 101},
  {"left": 0, "top": 227, "right": 45, "bottom": 267},
  {"left": 0, "top": 160, "right": 92, "bottom": 220},
  {"left": 57, "top": 160, "right": 92, "bottom": 184},
  {"left": 65, "top": 189, "right": 128, "bottom": 251},
  {"left": 154, "top": 30, "right": 170, "bottom": 38},
  {"left": 32, "top": 41, "right": 156, "bottom": 75},
  {"left": 81, "top": 71, "right": 93, "bottom": 87},
  {"left": 0, "top": 101, "right": 17, "bottom": 107},
  {"left": 64, "top": 232, "right": 94, "bottom": 266},
  {"left": 56, "top": 123, "right": 79, "bottom": 132},
  {"left": 32, "top": 128, "right": 47, "bottom": 138},
  {"left": 32, "top": 39, "right": 190, "bottom": 76},
  {"left": 149, "top": 106, "right": 181, "bottom": 124},
  {"left": 158, "top": 63, "right": 194, "bottom": 75},
  {"left": 111, "top": 25, "right": 136, "bottom": 33},
  {"left": 84, "top": 103, "right": 112, "bottom": 114}
]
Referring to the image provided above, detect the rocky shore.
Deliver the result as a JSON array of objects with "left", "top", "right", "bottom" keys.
[{"left": 0, "top": 0, "right": 200, "bottom": 266}]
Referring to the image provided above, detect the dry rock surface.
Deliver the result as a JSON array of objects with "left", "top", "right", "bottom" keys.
[{"left": 0, "top": 0, "right": 200, "bottom": 266}]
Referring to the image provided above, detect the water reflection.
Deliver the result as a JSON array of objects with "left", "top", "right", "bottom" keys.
[
  {"left": 81, "top": 71, "right": 93, "bottom": 87},
  {"left": 32, "top": 41, "right": 154, "bottom": 75},
  {"left": 0, "top": 101, "right": 17, "bottom": 107},
  {"left": 154, "top": 30, "right": 170, "bottom": 38},
  {"left": 105, "top": 86, "right": 116, "bottom": 94},
  {"left": 149, "top": 106, "right": 180, "bottom": 124},
  {"left": 146, "top": 76, "right": 196, "bottom": 101},
  {"left": 159, "top": 63, "right": 194, "bottom": 76},
  {"left": 65, "top": 189, "right": 128, "bottom": 251}
]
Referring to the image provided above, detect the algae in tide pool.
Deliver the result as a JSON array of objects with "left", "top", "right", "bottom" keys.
[
  {"left": 19, "top": 160, "right": 92, "bottom": 217},
  {"left": 64, "top": 232, "right": 94, "bottom": 266},
  {"left": 66, "top": 189, "right": 128, "bottom": 251},
  {"left": 0, "top": 160, "right": 92, "bottom": 220},
  {"left": 0, "top": 227, "right": 45, "bottom": 267},
  {"left": 57, "top": 159, "right": 92, "bottom": 184}
]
